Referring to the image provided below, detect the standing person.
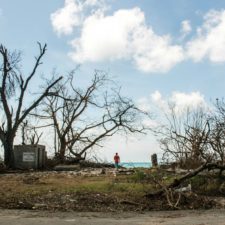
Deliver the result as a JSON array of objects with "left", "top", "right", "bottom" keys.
[{"left": 114, "top": 153, "right": 120, "bottom": 169}]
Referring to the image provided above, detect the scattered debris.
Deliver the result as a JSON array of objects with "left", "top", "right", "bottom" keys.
[
  {"left": 0, "top": 167, "right": 223, "bottom": 212},
  {"left": 175, "top": 184, "right": 192, "bottom": 193},
  {"left": 22, "top": 175, "right": 40, "bottom": 184},
  {"left": 54, "top": 164, "right": 80, "bottom": 171},
  {"left": 219, "top": 182, "right": 225, "bottom": 194},
  {"left": 116, "top": 169, "right": 135, "bottom": 175}
]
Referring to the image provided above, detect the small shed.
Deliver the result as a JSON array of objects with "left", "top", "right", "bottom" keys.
[{"left": 14, "top": 145, "right": 46, "bottom": 169}]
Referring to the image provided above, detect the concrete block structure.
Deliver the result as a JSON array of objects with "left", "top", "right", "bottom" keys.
[
  {"left": 151, "top": 153, "right": 158, "bottom": 167},
  {"left": 14, "top": 145, "right": 46, "bottom": 169}
]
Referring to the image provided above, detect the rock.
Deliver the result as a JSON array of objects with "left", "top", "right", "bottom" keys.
[{"left": 175, "top": 184, "right": 192, "bottom": 193}]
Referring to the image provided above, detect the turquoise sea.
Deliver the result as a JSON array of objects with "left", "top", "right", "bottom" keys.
[{"left": 120, "top": 162, "right": 151, "bottom": 168}]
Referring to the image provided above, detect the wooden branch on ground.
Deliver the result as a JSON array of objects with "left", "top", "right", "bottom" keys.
[
  {"left": 146, "top": 163, "right": 225, "bottom": 198},
  {"left": 119, "top": 200, "right": 143, "bottom": 206}
]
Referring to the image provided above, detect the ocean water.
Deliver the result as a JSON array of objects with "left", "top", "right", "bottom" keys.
[{"left": 120, "top": 162, "right": 151, "bottom": 168}]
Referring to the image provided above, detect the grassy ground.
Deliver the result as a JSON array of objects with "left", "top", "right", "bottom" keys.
[{"left": 0, "top": 168, "right": 224, "bottom": 211}]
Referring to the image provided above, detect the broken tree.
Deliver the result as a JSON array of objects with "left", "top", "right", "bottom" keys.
[{"left": 0, "top": 43, "right": 62, "bottom": 168}]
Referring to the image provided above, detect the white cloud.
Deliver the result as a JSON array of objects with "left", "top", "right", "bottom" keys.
[
  {"left": 132, "top": 26, "right": 184, "bottom": 73},
  {"left": 180, "top": 20, "right": 192, "bottom": 38},
  {"left": 151, "top": 90, "right": 162, "bottom": 102},
  {"left": 137, "top": 91, "right": 207, "bottom": 128},
  {"left": 50, "top": 0, "right": 106, "bottom": 36},
  {"left": 69, "top": 7, "right": 184, "bottom": 73},
  {"left": 150, "top": 91, "right": 207, "bottom": 115},
  {"left": 136, "top": 97, "right": 160, "bottom": 129},
  {"left": 169, "top": 91, "right": 207, "bottom": 114},
  {"left": 51, "top": 2, "right": 225, "bottom": 73},
  {"left": 137, "top": 97, "right": 151, "bottom": 112},
  {"left": 186, "top": 9, "right": 225, "bottom": 62},
  {"left": 150, "top": 91, "right": 167, "bottom": 111},
  {"left": 70, "top": 8, "right": 142, "bottom": 62},
  {"left": 142, "top": 118, "right": 159, "bottom": 129},
  {"left": 51, "top": 0, "right": 83, "bottom": 36}
]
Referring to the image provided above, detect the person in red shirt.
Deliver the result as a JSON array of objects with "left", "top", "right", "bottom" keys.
[{"left": 114, "top": 153, "right": 120, "bottom": 169}]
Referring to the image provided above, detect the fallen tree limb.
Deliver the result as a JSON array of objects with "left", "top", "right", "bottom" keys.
[
  {"left": 146, "top": 163, "right": 225, "bottom": 198},
  {"left": 119, "top": 200, "right": 143, "bottom": 206}
]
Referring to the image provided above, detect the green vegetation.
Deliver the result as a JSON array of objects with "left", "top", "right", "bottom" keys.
[{"left": 191, "top": 175, "right": 225, "bottom": 196}]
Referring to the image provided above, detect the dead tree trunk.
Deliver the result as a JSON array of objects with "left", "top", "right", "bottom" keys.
[
  {"left": 58, "top": 138, "right": 67, "bottom": 163},
  {"left": 0, "top": 43, "right": 62, "bottom": 168},
  {"left": 146, "top": 163, "right": 225, "bottom": 197},
  {"left": 3, "top": 135, "right": 15, "bottom": 168},
  {"left": 44, "top": 72, "right": 149, "bottom": 163}
]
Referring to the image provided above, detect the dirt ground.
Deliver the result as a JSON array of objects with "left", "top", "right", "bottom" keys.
[
  {"left": 0, "top": 169, "right": 224, "bottom": 212},
  {"left": 0, "top": 209, "right": 225, "bottom": 225}
]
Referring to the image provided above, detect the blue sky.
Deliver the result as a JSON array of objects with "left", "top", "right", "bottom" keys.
[{"left": 1, "top": 0, "right": 225, "bottom": 162}]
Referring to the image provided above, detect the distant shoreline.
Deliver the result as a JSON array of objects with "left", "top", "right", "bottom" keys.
[{"left": 119, "top": 162, "right": 151, "bottom": 168}]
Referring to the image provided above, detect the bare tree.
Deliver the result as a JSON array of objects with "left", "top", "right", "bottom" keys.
[
  {"left": 41, "top": 71, "right": 149, "bottom": 162},
  {"left": 154, "top": 105, "right": 211, "bottom": 168},
  {"left": 20, "top": 120, "right": 43, "bottom": 145},
  {"left": 0, "top": 43, "right": 62, "bottom": 168},
  {"left": 154, "top": 98, "right": 225, "bottom": 169},
  {"left": 209, "top": 99, "right": 225, "bottom": 167},
  {"left": 145, "top": 101, "right": 225, "bottom": 198}
]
